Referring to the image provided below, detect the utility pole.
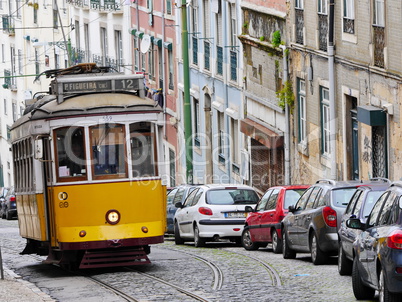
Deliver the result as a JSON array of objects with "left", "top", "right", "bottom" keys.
[{"left": 181, "top": 0, "right": 193, "bottom": 183}]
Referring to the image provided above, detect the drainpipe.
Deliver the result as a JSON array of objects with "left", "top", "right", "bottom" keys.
[
  {"left": 181, "top": 0, "right": 193, "bottom": 183},
  {"left": 329, "top": 0, "right": 336, "bottom": 180},
  {"left": 280, "top": 44, "right": 290, "bottom": 185},
  {"left": 162, "top": 0, "right": 166, "bottom": 139}
]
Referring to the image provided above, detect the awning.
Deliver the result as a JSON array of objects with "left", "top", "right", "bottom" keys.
[
  {"left": 163, "top": 42, "right": 172, "bottom": 50},
  {"left": 153, "top": 37, "right": 162, "bottom": 47},
  {"left": 357, "top": 105, "right": 386, "bottom": 126},
  {"left": 135, "top": 31, "right": 144, "bottom": 39},
  {"left": 240, "top": 118, "right": 283, "bottom": 149}
]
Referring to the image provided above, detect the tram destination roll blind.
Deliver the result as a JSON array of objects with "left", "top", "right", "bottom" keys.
[{"left": 54, "top": 76, "right": 143, "bottom": 103}]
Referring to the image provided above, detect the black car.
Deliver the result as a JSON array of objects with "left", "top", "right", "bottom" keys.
[
  {"left": 338, "top": 181, "right": 389, "bottom": 275},
  {"left": 1, "top": 188, "right": 17, "bottom": 220},
  {"left": 282, "top": 179, "right": 375, "bottom": 265},
  {"left": 348, "top": 182, "right": 402, "bottom": 301}
]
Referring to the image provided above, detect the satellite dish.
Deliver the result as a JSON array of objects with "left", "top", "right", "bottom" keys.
[{"left": 140, "top": 34, "right": 151, "bottom": 53}]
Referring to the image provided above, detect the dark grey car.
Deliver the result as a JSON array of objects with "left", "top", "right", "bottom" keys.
[
  {"left": 338, "top": 182, "right": 389, "bottom": 275},
  {"left": 282, "top": 179, "right": 370, "bottom": 265},
  {"left": 166, "top": 185, "right": 198, "bottom": 234}
]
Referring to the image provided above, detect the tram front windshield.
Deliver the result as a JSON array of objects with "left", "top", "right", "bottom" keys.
[{"left": 54, "top": 122, "right": 157, "bottom": 181}]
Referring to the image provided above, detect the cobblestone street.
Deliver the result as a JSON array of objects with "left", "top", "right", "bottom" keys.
[{"left": 0, "top": 219, "right": 375, "bottom": 301}]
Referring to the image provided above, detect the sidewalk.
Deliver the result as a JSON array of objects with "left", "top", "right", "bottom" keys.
[{"left": 0, "top": 266, "right": 55, "bottom": 302}]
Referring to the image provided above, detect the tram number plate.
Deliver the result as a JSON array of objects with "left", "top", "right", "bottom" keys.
[{"left": 225, "top": 212, "right": 246, "bottom": 218}]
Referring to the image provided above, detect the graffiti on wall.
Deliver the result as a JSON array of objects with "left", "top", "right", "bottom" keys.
[{"left": 362, "top": 136, "right": 372, "bottom": 163}]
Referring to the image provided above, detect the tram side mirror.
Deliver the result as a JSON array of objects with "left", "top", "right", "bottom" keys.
[{"left": 34, "top": 139, "right": 43, "bottom": 159}]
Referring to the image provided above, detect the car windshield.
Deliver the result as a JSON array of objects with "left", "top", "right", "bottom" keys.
[
  {"left": 284, "top": 189, "right": 307, "bottom": 209},
  {"left": 362, "top": 191, "right": 384, "bottom": 219},
  {"left": 206, "top": 189, "right": 259, "bottom": 205},
  {"left": 332, "top": 188, "right": 357, "bottom": 208}
]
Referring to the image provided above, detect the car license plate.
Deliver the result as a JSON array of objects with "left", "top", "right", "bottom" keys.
[{"left": 225, "top": 212, "right": 246, "bottom": 218}]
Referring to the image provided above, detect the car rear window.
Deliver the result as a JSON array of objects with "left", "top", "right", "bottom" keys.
[
  {"left": 284, "top": 189, "right": 307, "bottom": 209},
  {"left": 206, "top": 189, "right": 259, "bottom": 205},
  {"left": 332, "top": 188, "right": 357, "bottom": 208}
]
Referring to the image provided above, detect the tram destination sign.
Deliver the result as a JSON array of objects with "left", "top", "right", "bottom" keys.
[{"left": 62, "top": 79, "right": 141, "bottom": 93}]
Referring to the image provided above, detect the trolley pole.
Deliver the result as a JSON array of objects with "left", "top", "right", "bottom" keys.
[{"left": 181, "top": 0, "right": 193, "bottom": 183}]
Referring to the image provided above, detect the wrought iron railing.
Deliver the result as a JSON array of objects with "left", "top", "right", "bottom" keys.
[
  {"left": 169, "top": 72, "right": 174, "bottom": 90},
  {"left": 217, "top": 46, "right": 223, "bottom": 75},
  {"left": 295, "top": 9, "right": 304, "bottom": 45},
  {"left": 2, "top": 15, "right": 15, "bottom": 35},
  {"left": 204, "top": 41, "right": 210, "bottom": 71},
  {"left": 343, "top": 18, "right": 354, "bottom": 34},
  {"left": 230, "top": 50, "right": 237, "bottom": 81},
  {"left": 192, "top": 36, "right": 198, "bottom": 65},
  {"left": 373, "top": 26, "right": 385, "bottom": 68},
  {"left": 3, "top": 69, "right": 11, "bottom": 88},
  {"left": 318, "top": 14, "right": 328, "bottom": 52}
]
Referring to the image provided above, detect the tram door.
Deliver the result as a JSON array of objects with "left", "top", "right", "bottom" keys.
[{"left": 43, "top": 136, "right": 57, "bottom": 245}]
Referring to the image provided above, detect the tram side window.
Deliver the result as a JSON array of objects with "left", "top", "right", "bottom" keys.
[
  {"left": 130, "top": 122, "right": 156, "bottom": 177},
  {"left": 90, "top": 123, "right": 127, "bottom": 178},
  {"left": 55, "top": 127, "right": 87, "bottom": 180}
]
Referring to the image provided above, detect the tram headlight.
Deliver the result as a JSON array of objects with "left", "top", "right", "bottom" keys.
[
  {"left": 106, "top": 209, "right": 120, "bottom": 225},
  {"left": 141, "top": 226, "right": 149, "bottom": 233},
  {"left": 79, "top": 230, "right": 87, "bottom": 237}
]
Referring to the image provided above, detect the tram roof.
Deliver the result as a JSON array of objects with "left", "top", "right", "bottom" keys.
[{"left": 12, "top": 92, "right": 162, "bottom": 129}]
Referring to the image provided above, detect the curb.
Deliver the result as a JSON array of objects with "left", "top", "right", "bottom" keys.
[{"left": 3, "top": 266, "right": 56, "bottom": 302}]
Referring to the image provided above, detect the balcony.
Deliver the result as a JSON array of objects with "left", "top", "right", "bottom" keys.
[
  {"left": 343, "top": 18, "right": 355, "bottom": 34},
  {"left": 204, "top": 41, "right": 210, "bottom": 71},
  {"left": 90, "top": 0, "right": 121, "bottom": 12},
  {"left": 373, "top": 26, "right": 385, "bottom": 68},
  {"left": 192, "top": 36, "right": 198, "bottom": 65},
  {"left": 2, "top": 15, "right": 15, "bottom": 36},
  {"left": 230, "top": 50, "right": 237, "bottom": 81},
  {"left": 318, "top": 14, "right": 328, "bottom": 52},
  {"left": 295, "top": 9, "right": 304, "bottom": 45},
  {"left": 216, "top": 46, "right": 223, "bottom": 75}
]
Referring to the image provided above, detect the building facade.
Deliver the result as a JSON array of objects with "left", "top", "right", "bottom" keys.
[
  {"left": 289, "top": 0, "right": 402, "bottom": 183},
  {"left": 1, "top": 0, "right": 70, "bottom": 187},
  {"left": 177, "top": 0, "right": 245, "bottom": 185},
  {"left": 239, "top": 0, "right": 287, "bottom": 194},
  {"left": 129, "top": 0, "right": 180, "bottom": 186}
]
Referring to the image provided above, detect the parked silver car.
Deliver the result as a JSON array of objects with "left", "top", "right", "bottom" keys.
[{"left": 282, "top": 179, "right": 375, "bottom": 265}]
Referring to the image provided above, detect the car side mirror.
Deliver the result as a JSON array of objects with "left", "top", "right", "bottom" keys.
[
  {"left": 245, "top": 206, "right": 254, "bottom": 212},
  {"left": 175, "top": 202, "right": 183, "bottom": 208},
  {"left": 346, "top": 218, "right": 364, "bottom": 230},
  {"left": 288, "top": 205, "right": 296, "bottom": 213}
]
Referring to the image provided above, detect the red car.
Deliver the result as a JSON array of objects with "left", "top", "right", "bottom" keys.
[{"left": 241, "top": 185, "right": 309, "bottom": 253}]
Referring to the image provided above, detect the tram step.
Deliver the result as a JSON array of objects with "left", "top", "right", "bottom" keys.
[{"left": 79, "top": 248, "right": 150, "bottom": 269}]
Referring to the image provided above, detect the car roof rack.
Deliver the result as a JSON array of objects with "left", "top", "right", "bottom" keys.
[
  {"left": 369, "top": 177, "right": 391, "bottom": 183},
  {"left": 315, "top": 179, "right": 337, "bottom": 185}
]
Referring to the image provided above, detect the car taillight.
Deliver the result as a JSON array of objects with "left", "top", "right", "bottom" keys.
[
  {"left": 199, "top": 207, "right": 213, "bottom": 215},
  {"left": 323, "top": 206, "right": 337, "bottom": 227},
  {"left": 10, "top": 196, "right": 15, "bottom": 202},
  {"left": 387, "top": 231, "right": 402, "bottom": 249}
]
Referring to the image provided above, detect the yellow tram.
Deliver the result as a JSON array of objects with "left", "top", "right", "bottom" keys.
[{"left": 10, "top": 63, "right": 167, "bottom": 269}]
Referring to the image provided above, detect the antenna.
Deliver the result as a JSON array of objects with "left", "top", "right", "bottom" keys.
[{"left": 140, "top": 34, "right": 151, "bottom": 53}]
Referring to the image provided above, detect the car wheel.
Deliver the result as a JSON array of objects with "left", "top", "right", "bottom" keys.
[
  {"left": 310, "top": 232, "right": 328, "bottom": 265},
  {"left": 352, "top": 257, "right": 375, "bottom": 300},
  {"left": 271, "top": 229, "right": 282, "bottom": 254},
  {"left": 6, "top": 211, "right": 12, "bottom": 220},
  {"left": 338, "top": 244, "right": 352, "bottom": 275},
  {"left": 174, "top": 221, "right": 184, "bottom": 245},
  {"left": 379, "top": 267, "right": 402, "bottom": 302},
  {"left": 194, "top": 224, "right": 206, "bottom": 248},
  {"left": 241, "top": 227, "right": 259, "bottom": 251},
  {"left": 282, "top": 230, "right": 296, "bottom": 259}
]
